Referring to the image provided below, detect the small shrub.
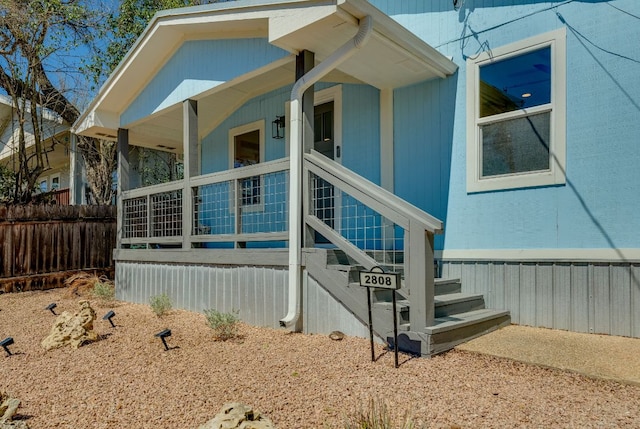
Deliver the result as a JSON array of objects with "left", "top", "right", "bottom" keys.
[
  {"left": 92, "top": 279, "right": 115, "bottom": 303},
  {"left": 149, "top": 293, "right": 172, "bottom": 317},
  {"left": 204, "top": 308, "right": 240, "bottom": 341},
  {"left": 344, "top": 398, "right": 415, "bottom": 429}
]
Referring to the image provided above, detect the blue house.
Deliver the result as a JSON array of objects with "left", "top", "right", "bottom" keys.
[{"left": 73, "top": 0, "right": 640, "bottom": 355}]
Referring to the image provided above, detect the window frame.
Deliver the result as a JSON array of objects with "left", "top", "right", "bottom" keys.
[
  {"left": 228, "top": 119, "right": 265, "bottom": 212},
  {"left": 466, "top": 28, "right": 566, "bottom": 193},
  {"left": 50, "top": 174, "right": 61, "bottom": 190}
]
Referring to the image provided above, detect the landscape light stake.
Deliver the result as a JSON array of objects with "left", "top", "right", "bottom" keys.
[
  {"left": 103, "top": 310, "right": 116, "bottom": 328},
  {"left": 155, "top": 329, "right": 172, "bottom": 351},
  {"left": 0, "top": 337, "right": 14, "bottom": 356},
  {"left": 46, "top": 303, "right": 57, "bottom": 315}
]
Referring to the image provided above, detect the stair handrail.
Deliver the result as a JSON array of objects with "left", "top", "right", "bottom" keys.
[
  {"left": 304, "top": 149, "right": 441, "bottom": 329},
  {"left": 304, "top": 150, "right": 443, "bottom": 233}
]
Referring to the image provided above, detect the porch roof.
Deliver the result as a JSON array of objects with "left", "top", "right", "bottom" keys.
[{"left": 73, "top": 0, "right": 457, "bottom": 150}]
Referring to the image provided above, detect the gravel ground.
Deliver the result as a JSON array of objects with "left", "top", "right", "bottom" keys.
[{"left": 1, "top": 288, "right": 639, "bottom": 428}]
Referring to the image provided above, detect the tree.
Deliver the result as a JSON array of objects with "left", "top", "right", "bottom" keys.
[
  {"left": 0, "top": 0, "right": 105, "bottom": 203},
  {"left": 87, "top": 0, "right": 223, "bottom": 89}
]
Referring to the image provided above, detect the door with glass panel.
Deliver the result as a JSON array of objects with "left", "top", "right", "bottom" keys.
[{"left": 313, "top": 101, "right": 335, "bottom": 244}]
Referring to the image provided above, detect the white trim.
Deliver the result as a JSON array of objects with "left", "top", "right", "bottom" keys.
[
  {"left": 441, "top": 248, "right": 640, "bottom": 263},
  {"left": 466, "top": 28, "right": 567, "bottom": 193}
]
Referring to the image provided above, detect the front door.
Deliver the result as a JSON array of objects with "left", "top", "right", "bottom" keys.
[{"left": 313, "top": 101, "right": 335, "bottom": 243}]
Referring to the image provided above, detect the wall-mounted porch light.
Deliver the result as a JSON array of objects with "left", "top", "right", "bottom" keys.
[{"left": 272, "top": 116, "right": 285, "bottom": 139}]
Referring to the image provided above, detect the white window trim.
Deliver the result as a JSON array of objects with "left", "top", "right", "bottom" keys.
[
  {"left": 228, "top": 119, "right": 265, "bottom": 213},
  {"left": 50, "top": 173, "right": 61, "bottom": 190},
  {"left": 466, "top": 27, "right": 566, "bottom": 193},
  {"left": 228, "top": 119, "right": 265, "bottom": 169}
]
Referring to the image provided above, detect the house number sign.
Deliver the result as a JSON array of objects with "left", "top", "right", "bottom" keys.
[
  {"left": 359, "top": 266, "right": 401, "bottom": 368},
  {"left": 359, "top": 268, "right": 400, "bottom": 290}
]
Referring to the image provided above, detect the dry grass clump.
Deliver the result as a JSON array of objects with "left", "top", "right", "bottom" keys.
[
  {"left": 343, "top": 398, "right": 416, "bottom": 429},
  {"left": 64, "top": 272, "right": 114, "bottom": 302}
]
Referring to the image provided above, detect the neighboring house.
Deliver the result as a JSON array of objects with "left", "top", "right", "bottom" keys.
[
  {"left": 73, "top": 0, "right": 640, "bottom": 355},
  {"left": 0, "top": 94, "right": 86, "bottom": 204}
]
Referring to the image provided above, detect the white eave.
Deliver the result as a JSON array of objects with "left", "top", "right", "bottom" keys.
[{"left": 73, "top": 0, "right": 457, "bottom": 146}]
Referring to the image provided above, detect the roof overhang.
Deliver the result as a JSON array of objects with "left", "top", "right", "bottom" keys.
[{"left": 73, "top": 0, "right": 457, "bottom": 150}]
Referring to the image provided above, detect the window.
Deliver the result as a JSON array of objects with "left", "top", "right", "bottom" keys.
[
  {"left": 39, "top": 179, "right": 48, "bottom": 193},
  {"left": 51, "top": 175, "right": 60, "bottom": 190},
  {"left": 229, "top": 120, "right": 265, "bottom": 207},
  {"left": 467, "top": 28, "right": 566, "bottom": 192}
]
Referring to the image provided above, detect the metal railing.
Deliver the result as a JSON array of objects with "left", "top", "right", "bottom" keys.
[
  {"left": 120, "top": 158, "right": 289, "bottom": 248},
  {"left": 304, "top": 150, "right": 442, "bottom": 328}
]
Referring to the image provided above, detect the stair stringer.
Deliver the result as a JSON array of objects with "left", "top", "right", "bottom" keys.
[{"left": 304, "top": 250, "right": 381, "bottom": 339}]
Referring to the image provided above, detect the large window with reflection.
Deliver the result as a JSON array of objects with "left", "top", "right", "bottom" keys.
[{"left": 467, "top": 28, "right": 566, "bottom": 192}]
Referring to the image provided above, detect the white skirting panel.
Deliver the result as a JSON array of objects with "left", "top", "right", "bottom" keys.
[
  {"left": 441, "top": 261, "right": 640, "bottom": 338},
  {"left": 115, "top": 261, "right": 288, "bottom": 329},
  {"left": 303, "top": 272, "right": 371, "bottom": 339}
]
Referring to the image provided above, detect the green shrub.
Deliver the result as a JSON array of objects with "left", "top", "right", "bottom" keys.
[
  {"left": 344, "top": 398, "right": 415, "bottom": 429},
  {"left": 92, "top": 280, "right": 115, "bottom": 303},
  {"left": 149, "top": 293, "right": 172, "bottom": 317},
  {"left": 204, "top": 308, "right": 240, "bottom": 341}
]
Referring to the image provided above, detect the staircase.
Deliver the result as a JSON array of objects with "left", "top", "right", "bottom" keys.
[{"left": 305, "top": 249, "right": 510, "bottom": 357}]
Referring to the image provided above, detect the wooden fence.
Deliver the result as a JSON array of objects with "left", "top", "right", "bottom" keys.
[{"left": 0, "top": 205, "right": 117, "bottom": 293}]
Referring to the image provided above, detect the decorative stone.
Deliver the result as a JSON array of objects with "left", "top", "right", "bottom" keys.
[
  {"left": 329, "top": 331, "right": 345, "bottom": 341},
  {"left": 198, "top": 403, "right": 276, "bottom": 429},
  {"left": 0, "top": 392, "right": 28, "bottom": 428},
  {"left": 41, "top": 300, "right": 98, "bottom": 351}
]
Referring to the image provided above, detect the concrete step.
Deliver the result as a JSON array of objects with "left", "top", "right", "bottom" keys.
[{"left": 434, "top": 292, "right": 485, "bottom": 317}]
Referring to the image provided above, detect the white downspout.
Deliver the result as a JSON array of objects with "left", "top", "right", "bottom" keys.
[{"left": 280, "top": 15, "right": 373, "bottom": 329}]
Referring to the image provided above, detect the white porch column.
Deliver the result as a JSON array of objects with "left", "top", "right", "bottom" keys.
[
  {"left": 380, "top": 89, "right": 396, "bottom": 251},
  {"left": 182, "top": 99, "right": 198, "bottom": 249},
  {"left": 117, "top": 128, "right": 130, "bottom": 249},
  {"left": 380, "top": 88, "right": 394, "bottom": 193}
]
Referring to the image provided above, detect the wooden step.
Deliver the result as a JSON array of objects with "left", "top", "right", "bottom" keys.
[
  {"left": 434, "top": 292, "right": 485, "bottom": 317},
  {"left": 386, "top": 309, "right": 511, "bottom": 356},
  {"left": 373, "top": 299, "right": 410, "bottom": 325},
  {"left": 424, "top": 309, "right": 511, "bottom": 355},
  {"left": 434, "top": 278, "right": 461, "bottom": 295}
]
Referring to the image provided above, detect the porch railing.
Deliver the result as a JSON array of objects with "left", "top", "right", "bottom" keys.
[{"left": 120, "top": 158, "right": 290, "bottom": 248}]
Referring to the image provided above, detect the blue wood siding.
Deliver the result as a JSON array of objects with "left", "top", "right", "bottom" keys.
[
  {"left": 122, "top": 39, "right": 289, "bottom": 127},
  {"left": 373, "top": 0, "right": 640, "bottom": 252}
]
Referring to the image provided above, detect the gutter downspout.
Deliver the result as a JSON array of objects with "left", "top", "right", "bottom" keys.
[{"left": 280, "top": 15, "right": 373, "bottom": 329}]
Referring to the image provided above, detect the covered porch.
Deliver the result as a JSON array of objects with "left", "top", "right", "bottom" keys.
[{"left": 73, "top": 0, "right": 498, "bottom": 355}]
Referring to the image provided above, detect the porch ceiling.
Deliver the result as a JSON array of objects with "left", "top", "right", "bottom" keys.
[{"left": 73, "top": 0, "right": 457, "bottom": 151}]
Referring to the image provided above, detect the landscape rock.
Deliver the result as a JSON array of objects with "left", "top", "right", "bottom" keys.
[
  {"left": 41, "top": 300, "right": 98, "bottom": 351},
  {"left": 0, "top": 392, "right": 28, "bottom": 428},
  {"left": 198, "top": 403, "right": 276, "bottom": 429}
]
